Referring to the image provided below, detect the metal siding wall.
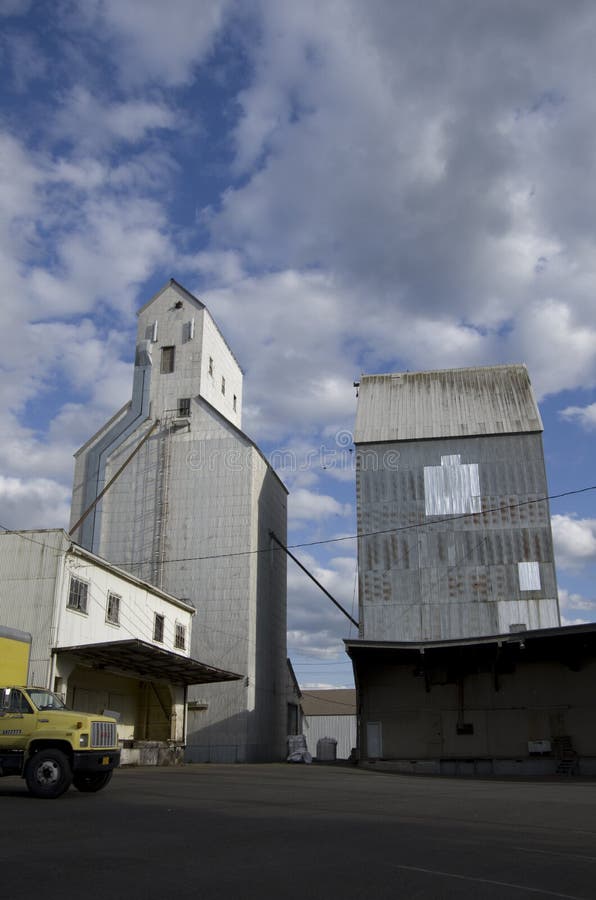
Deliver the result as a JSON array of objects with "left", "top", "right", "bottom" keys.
[
  {"left": 304, "top": 715, "right": 357, "bottom": 759},
  {"left": 357, "top": 433, "right": 559, "bottom": 641},
  {"left": 0, "top": 530, "right": 64, "bottom": 686},
  {"left": 81, "top": 401, "right": 287, "bottom": 762}
]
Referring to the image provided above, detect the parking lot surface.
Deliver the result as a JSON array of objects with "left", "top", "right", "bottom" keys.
[{"left": 1, "top": 763, "right": 596, "bottom": 900}]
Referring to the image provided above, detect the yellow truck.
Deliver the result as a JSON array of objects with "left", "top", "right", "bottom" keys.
[{"left": 0, "top": 626, "right": 120, "bottom": 798}]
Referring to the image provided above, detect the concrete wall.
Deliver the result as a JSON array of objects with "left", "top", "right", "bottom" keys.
[
  {"left": 356, "top": 652, "right": 596, "bottom": 773},
  {"left": 357, "top": 432, "right": 559, "bottom": 641}
]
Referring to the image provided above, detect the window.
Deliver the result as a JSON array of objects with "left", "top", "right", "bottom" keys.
[
  {"left": 106, "top": 592, "right": 120, "bottom": 625},
  {"left": 233, "top": 394, "right": 237, "bottom": 412},
  {"left": 4, "top": 690, "right": 32, "bottom": 714},
  {"left": 153, "top": 613, "right": 165, "bottom": 643},
  {"left": 174, "top": 622, "right": 186, "bottom": 651},
  {"left": 221, "top": 376, "right": 226, "bottom": 395},
  {"left": 208, "top": 356, "right": 213, "bottom": 376},
  {"left": 178, "top": 398, "right": 191, "bottom": 417},
  {"left": 67, "top": 576, "right": 88, "bottom": 614},
  {"left": 160, "top": 346, "right": 175, "bottom": 374}
]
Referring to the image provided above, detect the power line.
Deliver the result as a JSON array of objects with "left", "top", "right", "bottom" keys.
[{"left": 108, "top": 482, "right": 596, "bottom": 568}]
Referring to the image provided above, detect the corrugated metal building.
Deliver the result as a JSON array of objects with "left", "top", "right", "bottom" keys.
[
  {"left": 301, "top": 689, "right": 357, "bottom": 760},
  {"left": 70, "top": 280, "right": 288, "bottom": 762},
  {"left": 0, "top": 529, "right": 239, "bottom": 762},
  {"left": 354, "top": 365, "right": 560, "bottom": 642}
]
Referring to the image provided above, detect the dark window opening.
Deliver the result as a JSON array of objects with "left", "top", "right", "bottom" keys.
[
  {"left": 106, "top": 592, "right": 120, "bottom": 625},
  {"left": 161, "top": 346, "right": 175, "bottom": 374},
  {"left": 153, "top": 613, "right": 165, "bottom": 643},
  {"left": 174, "top": 622, "right": 186, "bottom": 650},
  {"left": 68, "top": 576, "right": 88, "bottom": 614},
  {"left": 178, "top": 398, "right": 191, "bottom": 417}
]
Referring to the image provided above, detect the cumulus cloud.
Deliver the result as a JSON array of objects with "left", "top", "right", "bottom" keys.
[
  {"left": 53, "top": 88, "right": 178, "bottom": 150},
  {"left": 287, "top": 552, "right": 358, "bottom": 659},
  {"left": 289, "top": 489, "right": 351, "bottom": 524},
  {"left": 560, "top": 403, "right": 596, "bottom": 431},
  {"left": 551, "top": 514, "right": 596, "bottom": 571},
  {"left": 0, "top": 477, "right": 70, "bottom": 529},
  {"left": 75, "top": 0, "right": 234, "bottom": 86},
  {"left": 558, "top": 587, "right": 596, "bottom": 615}
]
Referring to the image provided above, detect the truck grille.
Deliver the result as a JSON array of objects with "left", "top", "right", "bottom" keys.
[{"left": 91, "top": 721, "right": 118, "bottom": 748}]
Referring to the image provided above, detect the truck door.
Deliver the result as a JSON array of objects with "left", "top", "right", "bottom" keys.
[{"left": 0, "top": 688, "right": 36, "bottom": 750}]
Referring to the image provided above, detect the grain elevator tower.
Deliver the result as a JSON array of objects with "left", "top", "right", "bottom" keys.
[
  {"left": 354, "top": 365, "right": 560, "bottom": 642},
  {"left": 70, "top": 279, "right": 287, "bottom": 761}
]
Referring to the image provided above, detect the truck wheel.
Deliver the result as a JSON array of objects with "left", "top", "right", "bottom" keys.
[
  {"left": 25, "top": 749, "right": 73, "bottom": 799},
  {"left": 72, "top": 771, "right": 113, "bottom": 793}
]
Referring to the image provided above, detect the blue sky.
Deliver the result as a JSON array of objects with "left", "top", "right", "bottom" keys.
[{"left": 1, "top": 0, "right": 595, "bottom": 689}]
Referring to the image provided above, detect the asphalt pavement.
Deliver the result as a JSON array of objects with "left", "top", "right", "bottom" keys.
[{"left": 1, "top": 763, "right": 595, "bottom": 900}]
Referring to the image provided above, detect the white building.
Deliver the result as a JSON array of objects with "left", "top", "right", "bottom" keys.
[
  {"left": 70, "top": 279, "right": 288, "bottom": 762},
  {"left": 0, "top": 529, "right": 239, "bottom": 761}
]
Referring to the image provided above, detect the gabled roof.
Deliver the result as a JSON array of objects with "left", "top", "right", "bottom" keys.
[
  {"left": 354, "top": 364, "right": 543, "bottom": 444},
  {"left": 136, "top": 278, "right": 244, "bottom": 373},
  {"left": 136, "top": 278, "right": 205, "bottom": 316}
]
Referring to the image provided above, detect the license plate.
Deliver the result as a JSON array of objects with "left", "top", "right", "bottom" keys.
[{"left": 102, "top": 756, "right": 109, "bottom": 765}]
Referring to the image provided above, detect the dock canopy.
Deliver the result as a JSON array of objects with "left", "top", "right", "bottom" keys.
[{"left": 54, "top": 639, "right": 242, "bottom": 686}]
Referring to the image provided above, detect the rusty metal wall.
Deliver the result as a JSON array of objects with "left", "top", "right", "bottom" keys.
[
  {"left": 356, "top": 432, "right": 560, "bottom": 641},
  {"left": 354, "top": 365, "right": 543, "bottom": 444}
]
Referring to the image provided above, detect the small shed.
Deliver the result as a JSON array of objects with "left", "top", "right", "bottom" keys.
[{"left": 301, "top": 689, "right": 357, "bottom": 760}]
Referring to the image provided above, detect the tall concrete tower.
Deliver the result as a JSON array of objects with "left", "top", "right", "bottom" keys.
[
  {"left": 70, "top": 280, "right": 288, "bottom": 762},
  {"left": 354, "top": 365, "right": 560, "bottom": 642}
]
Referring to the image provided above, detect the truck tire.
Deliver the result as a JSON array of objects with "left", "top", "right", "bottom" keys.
[
  {"left": 72, "top": 771, "right": 113, "bottom": 793},
  {"left": 25, "top": 749, "right": 73, "bottom": 799}
]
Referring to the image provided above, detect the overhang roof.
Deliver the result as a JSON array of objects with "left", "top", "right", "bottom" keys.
[
  {"left": 54, "top": 640, "right": 242, "bottom": 686},
  {"left": 354, "top": 364, "right": 543, "bottom": 444},
  {"left": 345, "top": 623, "right": 596, "bottom": 669}
]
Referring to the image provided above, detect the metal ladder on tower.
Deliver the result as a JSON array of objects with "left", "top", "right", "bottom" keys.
[{"left": 151, "top": 422, "right": 171, "bottom": 589}]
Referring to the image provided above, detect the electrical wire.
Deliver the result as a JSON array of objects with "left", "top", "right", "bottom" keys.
[{"left": 106, "top": 482, "right": 596, "bottom": 568}]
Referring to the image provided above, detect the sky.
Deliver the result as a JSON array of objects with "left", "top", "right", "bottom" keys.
[{"left": 1, "top": 0, "right": 595, "bottom": 690}]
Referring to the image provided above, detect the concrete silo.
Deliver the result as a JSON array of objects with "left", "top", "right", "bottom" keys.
[{"left": 70, "top": 280, "right": 287, "bottom": 762}]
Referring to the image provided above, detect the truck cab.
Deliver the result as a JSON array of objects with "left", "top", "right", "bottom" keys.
[{"left": 0, "top": 685, "right": 120, "bottom": 798}]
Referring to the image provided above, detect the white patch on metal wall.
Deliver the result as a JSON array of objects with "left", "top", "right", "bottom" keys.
[
  {"left": 424, "top": 455, "right": 481, "bottom": 516},
  {"left": 518, "top": 561, "right": 541, "bottom": 591}
]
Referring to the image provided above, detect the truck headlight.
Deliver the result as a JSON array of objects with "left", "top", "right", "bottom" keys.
[{"left": 79, "top": 733, "right": 89, "bottom": 747}]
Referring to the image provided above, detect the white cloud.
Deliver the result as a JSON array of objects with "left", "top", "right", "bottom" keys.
[
  {"left": 0, "top": 477, "right": 70, "bottom": 529},
  {"left": 551, "top": 514, "right": 596, "bottom": 571},
  {"left": 561, "top": 616, "right": 591, "bottom": 627},
  {"left": 289, "top": 489, "right": 351, "bottom": 524},
  {"left": 558, "top": 587, "right": 596, "bottom": 614},
  {"left": 560, "top": 402, "right": 596, "bottom": 431},
  {"left": 53, "top": 88, "right": 178, "bottom": 150},
  {"left": 77, "top": 0, "right": 233, "bottom": 86}
]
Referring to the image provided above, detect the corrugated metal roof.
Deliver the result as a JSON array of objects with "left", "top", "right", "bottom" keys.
[
  {"left": 54, "top": 640, "right": 242, "bottom": 686},
  {"left": 354, "top": 365, "right": 543, "bottom": 444},
  {"left": 301, "top": 689, "right": 356, "bottom": 716}
]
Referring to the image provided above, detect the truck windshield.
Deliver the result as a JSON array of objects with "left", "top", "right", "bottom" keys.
[{"left": 27, "top": 690, "right": 68, "bottom": 711}]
